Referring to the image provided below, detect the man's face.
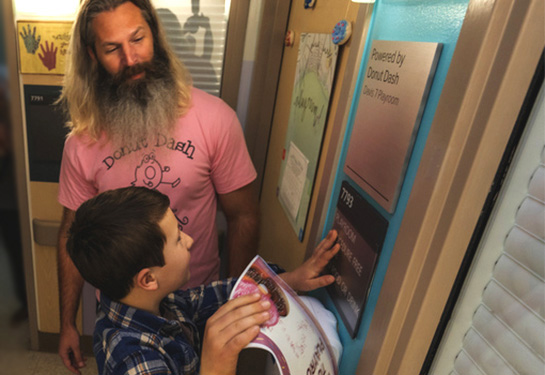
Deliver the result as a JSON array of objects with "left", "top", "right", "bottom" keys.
[
  {"left": 88, "top": 1, "right": 178, "bottom": 147},
  {"left": 153, "top": 209, "right": 193, "bottom": 292},
  {"left": 90, "top": 1, "right": 154, "bottom": 79}
]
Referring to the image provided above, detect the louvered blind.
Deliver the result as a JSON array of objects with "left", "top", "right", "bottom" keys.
[
  {"left": 154, "top": 0, "right": 230, "bottom": 96},
  {"left": 452, "top": 152, "right": 545, "bottom": 375}
]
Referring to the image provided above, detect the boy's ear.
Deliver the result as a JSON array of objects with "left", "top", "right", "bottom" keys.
[{"left": 134, "top": 268, "right": 159, "bottom": 291}]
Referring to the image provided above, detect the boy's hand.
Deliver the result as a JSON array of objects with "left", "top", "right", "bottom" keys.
[
  {"left": 200, "top": 293, "right": 271, "bottom": 375},
  {"left": 280, "top": 230, "right": 340, "bottom": 292}
]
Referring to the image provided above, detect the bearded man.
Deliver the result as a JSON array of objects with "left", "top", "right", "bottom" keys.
[{"left": 56, "top": 0, "right": 259, "bottom": 373}]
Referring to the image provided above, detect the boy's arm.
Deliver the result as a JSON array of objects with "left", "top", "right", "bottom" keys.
[
  {"left": 178, "top": 278, "right": 237, "bottom": 326},
  {"left": 279, "top": 230, "right": 341, "bottom": 292},
  {"left": 200, "top": 293, "right": 271, "bottom": 375}
]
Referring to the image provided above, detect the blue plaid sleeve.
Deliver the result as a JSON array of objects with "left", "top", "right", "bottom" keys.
[
  {"left": 104, "top": 345, "right": 172, "bottom": 375},
  {"left": 121, "top": 352, "right": 170, "bottom": 375},
  {"left": 267, "top": 263, "right": 285, "bottom": 275},
  {"left": 185, "top": 278, "right": 237, "bottom": 328},
  {"left": 185, "top": 264, "right": 284, "bottom": 321}
]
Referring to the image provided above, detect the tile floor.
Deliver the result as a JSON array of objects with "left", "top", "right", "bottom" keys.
[{"left": 0, "top": 234, "right": 98, "bottom": 375}]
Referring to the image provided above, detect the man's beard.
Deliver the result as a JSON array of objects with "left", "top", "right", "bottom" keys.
[{"left": 94, "top": 52, "right": 179, "bottom": 148}]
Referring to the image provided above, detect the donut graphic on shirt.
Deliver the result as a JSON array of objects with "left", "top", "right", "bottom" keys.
[
  {"left": 131, "top": 152, "right": 181, "bottom": 189},
  {"left": 232, "top": 266, "right": 289, "bottom": 328}
]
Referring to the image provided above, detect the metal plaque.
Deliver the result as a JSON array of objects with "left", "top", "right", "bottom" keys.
[{"left": 344, "top": 40, "right": 442, "bottom": 212}]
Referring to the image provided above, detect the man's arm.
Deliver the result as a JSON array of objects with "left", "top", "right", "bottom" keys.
[
  {"left": 57, "top": 207, "right": 86, "bottom": 374},
  {"left": 218, "top": 182, "right": 259, "bottom": 277}
]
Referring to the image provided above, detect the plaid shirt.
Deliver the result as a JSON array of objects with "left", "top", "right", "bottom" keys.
[{"left": 94, "top": 278, "right": 237, "bottom": 375}]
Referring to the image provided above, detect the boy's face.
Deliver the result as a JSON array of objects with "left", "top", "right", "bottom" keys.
[{"left": 154, "top": 208, "right": 193, "bottom": 292}]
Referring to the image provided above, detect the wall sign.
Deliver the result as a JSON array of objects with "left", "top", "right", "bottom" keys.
[
  {"left": 24, "top": 85, "right": 68, "bottom": 182},
  {"left": 344, "top": 40, "right": 442, "bottom": 213},
  {"left": 326, "top": 181, "right": 388, "bottom": 337}
]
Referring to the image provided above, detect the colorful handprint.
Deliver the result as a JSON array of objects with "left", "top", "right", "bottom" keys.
[
  {"left": 19, "top": 24, "right": 41, "bottom": 54},
  {"left": 38, "top": 41, "right": 58, "bottom": 71}
]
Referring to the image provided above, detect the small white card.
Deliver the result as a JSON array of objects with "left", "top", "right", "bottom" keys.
[{"left": 278, "top": 142, "right": 309, "bottom": 221}]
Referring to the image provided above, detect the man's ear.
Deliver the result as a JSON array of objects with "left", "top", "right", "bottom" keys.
[
  {"left": 87, "top": 45, "right": 97, "bottom": 62},
  {"left": 134, "top": 268, "right": 159, "bottom": 291}
]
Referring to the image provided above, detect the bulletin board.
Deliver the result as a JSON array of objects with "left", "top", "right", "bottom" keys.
[
  {"left": 277, "top": 33, "right": 339, "bottom": 241},
  {"left": 17, "top": 21, "right": 72, "bottom": 75}
]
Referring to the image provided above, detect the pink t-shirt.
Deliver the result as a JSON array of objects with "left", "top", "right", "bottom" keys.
[{"left": 58, "top": 88, "right": 256, "bottom": 288}]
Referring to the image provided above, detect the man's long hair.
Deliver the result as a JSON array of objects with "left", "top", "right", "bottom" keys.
[{"left": 59, "top": 0, "right": 192, "bottom": 141}]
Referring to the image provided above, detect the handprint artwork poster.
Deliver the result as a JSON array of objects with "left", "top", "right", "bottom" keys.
[{"left": 17, "top": 21, "right": 72, "bottom": 75}]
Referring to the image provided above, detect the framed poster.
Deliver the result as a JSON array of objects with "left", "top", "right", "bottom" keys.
[
  {"left": 278, "top": 33, "right": 339, "bottom": 241},
  {"left": 326, "top": 181, "right": 388, "bottom": 337},
  {"left": 17, "top": 21, "right": 72, "bottom": 75},
  {"left": 344, "top": 40, "right": 442, "bottom": 213}
]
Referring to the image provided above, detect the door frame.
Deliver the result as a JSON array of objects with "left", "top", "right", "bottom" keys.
[{"left": 1, "top": 0, "right": 39, "bottom": 350}]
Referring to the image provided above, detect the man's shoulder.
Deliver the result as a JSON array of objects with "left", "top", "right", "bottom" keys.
[
  {"left": 64, "top": 131, "right": 106, "bottom": 150},
  {"left": 177, "top": 88, "right": 239, "bottom": 139},
  {"left": 188, "top": 87, "right": 235, "bottom": 117},
  {"left": 190, "top": 87, "right": 222, "bottom": 105}
]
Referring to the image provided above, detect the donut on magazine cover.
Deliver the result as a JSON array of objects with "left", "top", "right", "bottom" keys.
[{"left": 231, "top": 265, "right": 290, "bottom": 327}]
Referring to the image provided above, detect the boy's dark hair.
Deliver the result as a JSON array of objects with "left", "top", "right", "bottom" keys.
[{"left": 67, "top": 187, "right": 171, "bottom": 300}]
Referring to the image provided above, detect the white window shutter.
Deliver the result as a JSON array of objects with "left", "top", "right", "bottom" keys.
[
  {"left": 155, "top": 0, "right": 230, "bottom": 97},
  {"left": 452, "top": 148, "right": 545, "bottom": 375}
]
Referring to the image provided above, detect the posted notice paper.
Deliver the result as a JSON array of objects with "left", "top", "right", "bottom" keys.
[{"left": 278, "top": 142, "right": 309, "bottom": 221}]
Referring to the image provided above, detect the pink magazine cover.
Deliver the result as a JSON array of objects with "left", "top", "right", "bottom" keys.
[{"left": 230, "top": 256, "right": 338, "bottom": 375}]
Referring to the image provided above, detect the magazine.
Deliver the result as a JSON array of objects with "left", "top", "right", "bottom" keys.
[{"left": 230, "top": 256, "right": 338, "bottom": 375}]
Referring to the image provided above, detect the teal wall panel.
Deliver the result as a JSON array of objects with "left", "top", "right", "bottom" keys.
[{"left": 315, "top": 1, "right": 470, "bottom": 373}]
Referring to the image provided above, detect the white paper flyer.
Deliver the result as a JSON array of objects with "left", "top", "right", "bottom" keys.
[
  {"left": 278, "top": 141, "right": 309, "bottom": 221},
  {"left": 230, "top": 256, "right": 338, "bottom": 375}
]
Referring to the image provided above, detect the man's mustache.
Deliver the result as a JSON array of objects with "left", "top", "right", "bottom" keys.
[{"left": 112, "top": 61, "right": 155, "bottom": 85}]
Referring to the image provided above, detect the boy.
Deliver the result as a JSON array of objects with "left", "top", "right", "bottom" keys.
[{"left": 67, "top": 186, "right": 340, "bottom": 374}]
